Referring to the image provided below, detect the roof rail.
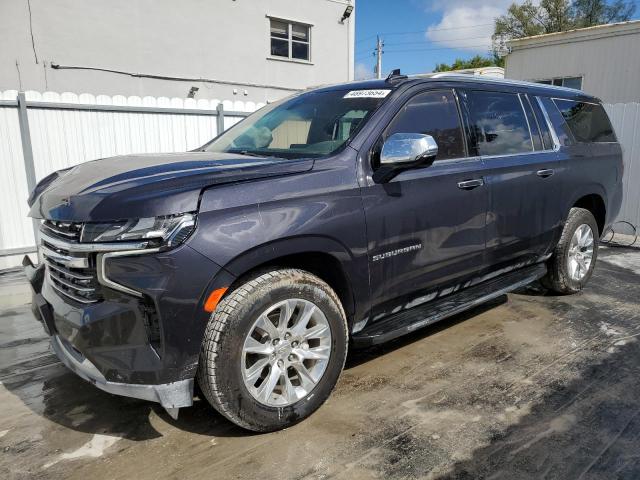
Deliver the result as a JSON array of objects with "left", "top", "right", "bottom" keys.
[{"left": 408, "top": 73, "right": 581, "bottom": 93}]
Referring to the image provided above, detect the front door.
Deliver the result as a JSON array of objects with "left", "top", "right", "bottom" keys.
[{"left": 361, "top": 89, "right": 489, "bottom": 320}]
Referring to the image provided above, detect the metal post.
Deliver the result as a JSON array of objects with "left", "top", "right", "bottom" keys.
[
  {"left": 216, "top": 103, "right": 225, "bottom": 135},
  {"left": 375, "top": 36, "right": 383, "bottom": 79},
  {"left": 16, "top": 92, "right": 40, "bottom": 259}
]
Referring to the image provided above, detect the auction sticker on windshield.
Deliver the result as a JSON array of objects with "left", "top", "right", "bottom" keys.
[{"left": 343, "top": 89, "right": 391, "bottom": 99}]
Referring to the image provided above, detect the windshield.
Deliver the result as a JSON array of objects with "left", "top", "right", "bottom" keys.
[{"left": 202, "top": 89, "right": 390, "bottom": 159}]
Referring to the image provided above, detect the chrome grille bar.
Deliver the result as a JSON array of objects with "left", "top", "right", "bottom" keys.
[
  {"left": 49, "top": 279, "right": 99, "bottom": 304},
  {"left": 39, "top": 223, "right": 152, "bottom": 303}
]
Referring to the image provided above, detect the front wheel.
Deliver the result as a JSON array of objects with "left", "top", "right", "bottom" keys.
[
  {"left": 197, "top": 269, "right": 348, "bottom": 432},
  {"left": 542, "top": 207, "right": 599, "bottom": 294}
]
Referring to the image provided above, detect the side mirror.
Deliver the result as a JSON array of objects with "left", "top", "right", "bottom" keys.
[{"left": 373, "top": 133, "right": 438, "bottom": 183}]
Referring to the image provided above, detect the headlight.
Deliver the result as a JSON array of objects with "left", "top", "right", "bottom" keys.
[{"left": 80, "top": 213, "right": 196, "bottom": 247}]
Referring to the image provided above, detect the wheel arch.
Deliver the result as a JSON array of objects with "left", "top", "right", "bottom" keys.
[
  {"left": 572, "top": 193, "right": 606, "bottom": 235},
  {"left": 219, "top": 236, "right": 364, "bottom": 329}
]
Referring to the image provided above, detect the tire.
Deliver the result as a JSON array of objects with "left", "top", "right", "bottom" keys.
[
  {"left": 542, "top": 207, "right": 600, "bottom": 294},
  {"left": 197, "top": 268, "right": 348, "bottom": 432}
]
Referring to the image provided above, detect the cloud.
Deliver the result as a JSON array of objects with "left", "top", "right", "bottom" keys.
[
  {"left": 425, "top": 1, "right": 512, "bottom": 53},
  {"left": 354, "top": 62, "right": 374, "bottom": 80}
]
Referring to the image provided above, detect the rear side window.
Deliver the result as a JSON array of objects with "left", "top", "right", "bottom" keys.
[
  {"left": 385, "top": 90, "right": 466, "bottom": 160},
  {"left": 467, "top": 91, "right": 533, "bottom": 156},
  {"left": 552, "top": 99, "right": 617, "bottom": 143}
]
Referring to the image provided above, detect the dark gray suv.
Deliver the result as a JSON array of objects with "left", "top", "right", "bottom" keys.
[{"left": 25, "top": 72, "right": 623, "bottom": 431}]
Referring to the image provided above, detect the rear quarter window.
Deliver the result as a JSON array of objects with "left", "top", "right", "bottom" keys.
[{"left": 552, "top": 99, "right": 617, "bottom": 143}]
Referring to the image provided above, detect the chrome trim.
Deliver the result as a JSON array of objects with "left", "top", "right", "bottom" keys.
[
  {"left": 518, "top": 93, "right": 536, "bottom": 151},
  {"left": 45, "top": 261, "right": 93, "bottom": 280},
  {"left": 50, "top": 334, "right": 194, "bottom": 409},
  {"left": 49, "top": 278, "right": 99, "bottom": 304},
  {"left": 40, "top": 228, "right": 157, "bottom": 299},
  {"left": 535, "top": 96, "right": 561, "bottom": 151},
  {"left": 47, "top": 269, "right": 95, "bottom": 292},
  {"left": 457, "top": 179, "right": 484, "bottom": 189},
  {"left": 97, "top": 249, "right": 161, "bottom": 297},
  {"left": 42, "top": 224, "right": 79, "bottom": 239},
  {"left": 40, "top": 244, "right": 89, "bottom": 268},
  {"left": 551, "top": 97, "right": 599, "bottom": 107},
  {"left": 40, "top": 231, "right": 149, "bottom": 253}
]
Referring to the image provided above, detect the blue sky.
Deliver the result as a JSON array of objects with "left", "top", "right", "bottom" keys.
[{"left": 354, "top": 0, "right": 640, "bottom": 79}]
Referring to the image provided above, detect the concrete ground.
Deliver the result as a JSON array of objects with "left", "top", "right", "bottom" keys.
[{"left": 1, "top": 247, "right": 640, "bottom": 480}]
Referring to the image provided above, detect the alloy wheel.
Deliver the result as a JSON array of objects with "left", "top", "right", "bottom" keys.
[
  {"left": 567, "top": 223, "right": 595, "bottom": 281},
  {"left": 241, "top": 298, "right": 332, "bottom": 407}
]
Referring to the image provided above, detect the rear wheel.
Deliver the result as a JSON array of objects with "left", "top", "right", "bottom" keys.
[
  {"left": 542, "top": 207, "right": 599, "bottom": 294},
  {"left": 197, "top": 269, "right": 348, "bottom": 432}
]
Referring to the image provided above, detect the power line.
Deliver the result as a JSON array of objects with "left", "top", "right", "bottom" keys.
[
  {"left": 384, "top": 43, "right": 494, "bottom": 54},
  {"left": 355, "top": 22, "right": 495, "bottom": 45},
  {"left": 357, "top": 34, "right": 492, "bottom": 53}
]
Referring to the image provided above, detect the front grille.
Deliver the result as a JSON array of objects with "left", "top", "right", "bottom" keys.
[
  {"left": 40, "top": 234, "right": 102, "bottom": 304},
  {"left": 41, "top": 220, "right": 82, "bottom": 242}
]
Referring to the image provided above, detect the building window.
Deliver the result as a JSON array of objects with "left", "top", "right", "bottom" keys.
[
  {"left": 270, "top": 19, "right": 310, "bottom": 61},
  {"left": 535, "top": 76, "right": 582, "bottom": 90}
]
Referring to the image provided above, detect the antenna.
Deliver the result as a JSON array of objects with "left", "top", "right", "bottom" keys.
[{"left": 386, "top": 69, "right": 408, "bottom": 83}]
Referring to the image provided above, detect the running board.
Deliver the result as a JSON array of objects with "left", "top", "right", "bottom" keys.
[{"left": 353, "top": 263, "right": 547, "bottom": 347}]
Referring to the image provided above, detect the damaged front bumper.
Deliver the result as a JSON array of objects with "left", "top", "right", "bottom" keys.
[
  {"left": 23, "top": 233, "right": 232, "bottom": 418},
  {"left": 51, "top": 332, "right": 193, "bottom": 417}
]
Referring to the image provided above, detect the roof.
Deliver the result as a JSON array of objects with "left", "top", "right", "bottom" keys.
[
  {"left": 507, "top": 19, "right": 640, "bottom": 49},
  {"left": 308, "top": 73, "right": 595, "bottom": 101}
]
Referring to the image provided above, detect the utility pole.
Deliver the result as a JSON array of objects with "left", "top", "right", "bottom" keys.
[{"left": 375, "top": 35, "right": 383, "bottom": 79}]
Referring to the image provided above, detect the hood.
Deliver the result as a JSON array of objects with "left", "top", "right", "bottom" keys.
[{"left": 29, "top": 152, "right": 314, "bottom": 222}]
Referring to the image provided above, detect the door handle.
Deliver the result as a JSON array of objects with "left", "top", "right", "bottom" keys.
[
  {"left": 536, "top": 169, "right": 555, "bottom": 178},
  {"left": 457, "top": 179, "right": 484, "bottom": 190}
]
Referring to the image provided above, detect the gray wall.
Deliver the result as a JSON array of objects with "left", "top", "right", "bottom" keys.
[
  {"left": 505, "top": 21, "right": 640, "bottom": 104},
  {"left": 0, "top": 0, "right": 355, "bottom": 103}
]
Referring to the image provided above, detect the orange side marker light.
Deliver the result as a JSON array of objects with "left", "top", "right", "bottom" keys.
[{"left": 204, "top": 287, "right": 228, "bottom": 313}]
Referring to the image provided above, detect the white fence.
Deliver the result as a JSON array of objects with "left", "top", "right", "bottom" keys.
[
  {"left": 604, "top": 103, "right": 640, "bottom": 231},
  {"left": 0, "top": 90, "right": 260, "bottom": 269}
]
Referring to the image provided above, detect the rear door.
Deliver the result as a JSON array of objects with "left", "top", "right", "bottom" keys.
[
  {"left": 361, "top": 88, "right": 489, "bottom": 319},
  {"left": 463, "top": 89, "right": 566, "bottom": 270}
]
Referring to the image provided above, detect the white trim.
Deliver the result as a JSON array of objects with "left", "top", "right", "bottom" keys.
[{"left": 266, "top": 56, "right": 314, "bottom": 66}]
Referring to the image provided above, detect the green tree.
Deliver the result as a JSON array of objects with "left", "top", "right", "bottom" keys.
[
  {"left": 434, "top": 54, "right": 504, "bottom": 73},
  {"left": 573, "top": 0, "right": 637, "bottom": 27},
  {"left": 494, "top": 0, "right": 635, "bottom": 43}
]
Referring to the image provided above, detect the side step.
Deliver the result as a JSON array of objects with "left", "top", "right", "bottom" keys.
[{"left": 353, "top": 263, "right": 547, "bottom": 347}]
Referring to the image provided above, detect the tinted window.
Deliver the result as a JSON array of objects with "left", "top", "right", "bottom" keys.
[
  {"left": 467, "top": 91, "right": 533, "bottom": 156},
  {"left": 553, "top": 99, "right": 616, "bottom": 143},
  {"left": 385, "top": 90, "right": 465, "bottom": 160},
  {"left": 538, "top": 97, "right": 573, "bottom": 147}
]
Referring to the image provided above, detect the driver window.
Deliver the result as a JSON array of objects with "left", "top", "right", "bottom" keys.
[{"left": 386, "top": 90, "right": 466, "bottom": 160}]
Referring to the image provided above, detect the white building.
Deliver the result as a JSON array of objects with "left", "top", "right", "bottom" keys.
[
  {"left": 505, "top": 20, "right": 640, "bottom": 103},
  {"left": 0, "top": 0, "right": 356, "bottom": 103}
]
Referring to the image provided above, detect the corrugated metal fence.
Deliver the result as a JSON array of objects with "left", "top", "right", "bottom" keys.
[
  {"left": 0, "top": 90, "right": 259, "bottom": 269},
  {"left": 604, "top": 103, "right": 640, "bottom": 231}
]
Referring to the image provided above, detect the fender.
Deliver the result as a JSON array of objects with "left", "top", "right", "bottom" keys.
[
  {"left": 564, "top": 183, "right": 608, "bottom": 222},
  {"left": 206, "top": 235, "right": 368, "bottom": 328}
]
